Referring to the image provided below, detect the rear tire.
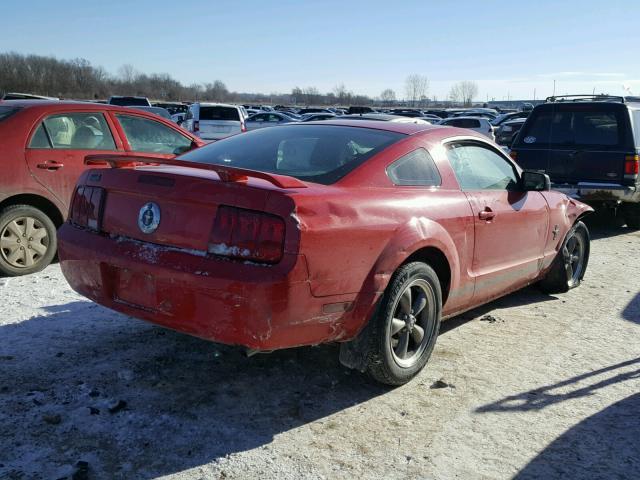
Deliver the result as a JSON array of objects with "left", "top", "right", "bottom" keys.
[
  {"left": 538, "top": 221, "right": 590, "bottom": 294},
  {"left": 364, "top": 262, "right": 442, "bottom": 386},
  {"left": 0, "top": 205, "right": 57, "bottom": 277}
]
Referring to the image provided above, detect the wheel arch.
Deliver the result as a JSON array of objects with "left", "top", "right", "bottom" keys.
[
  {"left": 0, "top": 194, "right": 65, "bottom": 228},
  {"left": 401, "top": 246, "right": 452, "bottom": 305}
]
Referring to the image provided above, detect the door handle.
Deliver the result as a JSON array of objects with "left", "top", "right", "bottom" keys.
[
  {"left": 478, "top": 208, "right": 495, "bottom": 221},
  {"left": 36, "top": 161, "right": 64, "bottom": 171}
]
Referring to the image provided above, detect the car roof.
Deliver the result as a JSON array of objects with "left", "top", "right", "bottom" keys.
[
  {"left": 0, "top": 100, "right": 192, "bottom": 121},
  {"left": 297, "top": 119, "right": 443, "bottom": 135}
]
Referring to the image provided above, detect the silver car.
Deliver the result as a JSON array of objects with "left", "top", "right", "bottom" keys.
[{"left": 245, "top": 112, "right": 299, "bottom": 130}]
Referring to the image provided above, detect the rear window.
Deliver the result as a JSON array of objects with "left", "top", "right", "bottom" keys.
[
  {"left": 178, "top": 124, "right": 403, "bottom": 185},
  {"left": 199, "top": 106, "right": 240, "bottom": 121},
  {"left": 0, "top": 106, "right": 19, "bottom": 122},
  {"left": 109, "top": 97, "right": 149, "bottom": 106},
  {"left": 519, "top": 106, "right": 626, "bottom": 147},
  {"left": 448, "top": 119, "right": 481, "bottom": 128}
]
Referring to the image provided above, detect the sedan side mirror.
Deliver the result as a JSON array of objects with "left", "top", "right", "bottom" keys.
[{"left": 521, "top": 170, "right": 551, "bottom": 191}]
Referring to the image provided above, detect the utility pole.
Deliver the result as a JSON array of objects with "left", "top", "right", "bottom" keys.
[{"left": 553, "top": 80, "right": 556, "bottom": 97}]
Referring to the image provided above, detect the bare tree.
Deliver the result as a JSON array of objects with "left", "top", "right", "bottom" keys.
[
  {"left": 448, "top": 81, "right": 478, "bottom": 107},
  {"left": 405, "top": 74, "right": 429, "bottom": 107},
  {"left": 117, "top": 64, "right": 137, "bottom": 83},
  {"left": 0, "top": 52, "right": 378, "bottom": 106},
  {"left": 380, "top": 88, "right": 396, "bottom": 105}
]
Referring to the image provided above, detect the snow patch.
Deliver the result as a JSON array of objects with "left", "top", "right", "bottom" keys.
[{"left": 208, "top": 243, "right": 251, "bottom": 257}]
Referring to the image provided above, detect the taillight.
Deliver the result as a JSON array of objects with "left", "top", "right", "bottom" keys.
[
  {"left": 509, "top": 151, "right": 518, "bottom": 161},
  {"left": 624, "top": 155, "right": 639, "bottom": 175},
  {"left": 69, "top": 186, "right": 105, "bottom": 231},
  {"left": 193, "top": 120, "right": 200, "bottom": 132},
  {"left": 208, "top": 206, "right": 285, "bottom": 263},
  {"left": 241, "top": 120, "right": 247, "bottom": 133}
]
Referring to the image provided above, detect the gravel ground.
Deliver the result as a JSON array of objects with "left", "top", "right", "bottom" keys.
[{"left": 0, "top": 221, "right": 638, "bottom": 480}]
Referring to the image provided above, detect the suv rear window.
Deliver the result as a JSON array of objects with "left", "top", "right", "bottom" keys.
[
  {"left": 520, "top": 106, "right": 625, "bottom": 147},
  {"left": 199, "top": 106, "right": 240, "bottom": 121},
  {"left": 0, "top": 106, "right": 19, "bottom": 122},
  {"left": 109, "top": 97, "right": 149, "bottom": 106},
  {"left": 179, "top": 124, "right": 403, "bottom": 185}
]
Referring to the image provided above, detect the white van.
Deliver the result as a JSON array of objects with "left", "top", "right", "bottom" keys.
[{"left": 182, "top": 103, "right": 246, "bottom": 141}]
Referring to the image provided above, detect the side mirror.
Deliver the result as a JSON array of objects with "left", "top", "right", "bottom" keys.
[{"left": 521, "top": 170, "right": 551, "bottom": 191}]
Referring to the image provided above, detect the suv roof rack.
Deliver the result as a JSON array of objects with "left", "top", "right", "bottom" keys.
[{"left": 545, "top": 94, "right": 625, "bottom": 103}]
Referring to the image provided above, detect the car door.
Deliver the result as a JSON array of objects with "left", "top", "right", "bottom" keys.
[
  {"left": 445, "top": 140, "right": 549, "bottom": 303},
  {"left": 24, "top": 111, "right": 120, "bottom": 209},
  {"left": 112, "top": 113, "right": 194, "bottom": 158}
]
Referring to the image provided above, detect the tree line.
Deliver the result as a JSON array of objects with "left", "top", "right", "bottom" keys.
[{"left": 0, "top": 52, "right": 479, "bottom": 107}]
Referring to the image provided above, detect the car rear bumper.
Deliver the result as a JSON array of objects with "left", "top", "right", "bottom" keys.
[
  {"left": 58, "top": 224, "right": 358, "bottom": 350},
  {"left": 552, "top": 183, "right": 640, "bottom": 203}
]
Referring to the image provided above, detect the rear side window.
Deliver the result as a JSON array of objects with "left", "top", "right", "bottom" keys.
[
  {"left": 448, "top": 119, "right": 481, "bottom": 128},
  {"left": 387, "top": 148, "right": 441, "bottom": 186},
  {"left": 116, "top": 114, "right": 192, "bottom": 154},
  {"left": 37, "top": 113, "right": 116, "bottom": 150},
  {"left": 199, "top": 106, "right": 240, "bottom": 121},
  {"left": 520, "top": 107, "right": 625, "bottom": 147},
  {"left": 29, "top": 124, "right": 51, "bottom": 148}
]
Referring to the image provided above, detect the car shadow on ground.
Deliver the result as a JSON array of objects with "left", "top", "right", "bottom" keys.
[
  {"left": 513, "top": 392, "right": 640, "bottom": 479},
  {"left": 622, "top": 292, "right": 640, "bottom": 324},
  {"left": 473, "top": 358, "right": 640, "bottom": 479}
]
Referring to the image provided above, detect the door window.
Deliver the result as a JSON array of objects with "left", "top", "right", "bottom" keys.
[
  {"left": 116, "top": 114, "right": 192, "bottom": 154},
  {"left": 387, "top": 148, "right": 441, "bottom": 186},
  {"left": 446, "top": 143, "right": 519, "bottom": 190},
  {"left": 35, "top": 113, "right": 116, "bottom": 150}
]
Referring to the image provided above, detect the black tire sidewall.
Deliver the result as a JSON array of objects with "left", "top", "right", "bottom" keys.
[
  {"left": 0, "top": 205, "right": 57, "bottom": 276},
  {"left": 370, "top": 262, "right": 442, "bottom": 385}
]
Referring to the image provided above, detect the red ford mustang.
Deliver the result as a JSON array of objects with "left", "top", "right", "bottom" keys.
[{"left": 58, "top": 121, "right": 592, "bottom": 385}]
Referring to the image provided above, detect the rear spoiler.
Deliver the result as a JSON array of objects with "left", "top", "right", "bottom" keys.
[{"left": 84, "top": 154, "right": 307, "bottom": 189}]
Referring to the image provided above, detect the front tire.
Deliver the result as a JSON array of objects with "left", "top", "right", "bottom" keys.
[
  {"left": 0, "top": 205, "right": 57, "bottom": 277},
  {"left": 365, "top": 262, "right": 442, "bottom": 386},
  {"left": 538, "top": 221, "right": 590, "bottom": 294}
]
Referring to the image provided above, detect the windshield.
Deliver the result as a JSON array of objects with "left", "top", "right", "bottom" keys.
[
  {"left": 178, "top": 124, "right": 404, "bottom": 185},
  {"left": 0, "top": 106, "right": 19, "bottom": 122}
]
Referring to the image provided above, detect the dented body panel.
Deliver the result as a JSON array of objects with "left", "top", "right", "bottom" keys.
[{"left": 58, "top": 123, "right": 593, "bottom": 351}]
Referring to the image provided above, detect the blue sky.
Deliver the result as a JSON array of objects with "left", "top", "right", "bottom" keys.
[{"left": 2, "top": 0, "right": 639, "bottom": 100}]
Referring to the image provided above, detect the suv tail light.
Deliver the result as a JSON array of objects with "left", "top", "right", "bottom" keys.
[
  {"left": 624, "top": 155, "right": 639, "bottom": 175},
  {"left": 241, "top": 120, "right": 247, "bottom": 133},
  {"left": 193, "top": 120, "right": 200, "bottom": 133},
  {"left": 208, "top": 206, "right": 285, "bottom": 263},
  {"left": 69, "top": 186, "right": 105, "bottom": 231}
]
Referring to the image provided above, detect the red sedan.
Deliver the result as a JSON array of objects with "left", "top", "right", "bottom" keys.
[
  {"left": 0, "top": 100, "right": 204, "bottom": 276},
  {"left": 58, "top": 121, "right": 592, "bottom": 385}
]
